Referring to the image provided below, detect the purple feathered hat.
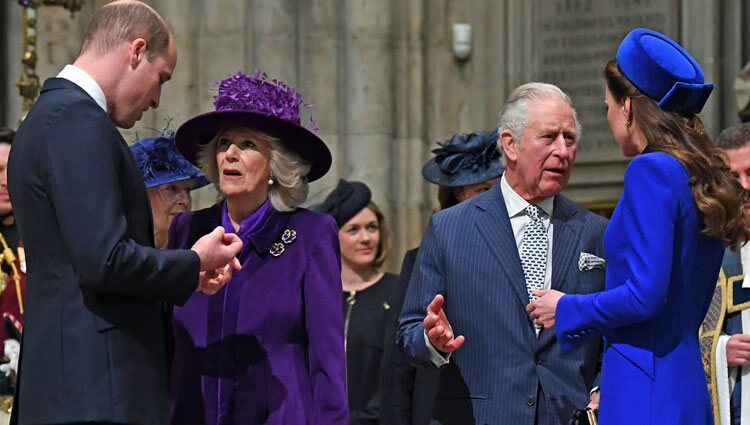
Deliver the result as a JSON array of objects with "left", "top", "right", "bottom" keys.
[{"left": 175, "top": 70, "right": 332, "bottom": 182}]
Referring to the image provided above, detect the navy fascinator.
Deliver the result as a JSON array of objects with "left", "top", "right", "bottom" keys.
[
  {"left": 422, "top": 129, "right": 503, "bottom": 187},
  {"left": 314, "top": 179, "right": 372, "bottom": 228},
  {"left": 130, "top": 126, "right": 209, "bottom": 189}
]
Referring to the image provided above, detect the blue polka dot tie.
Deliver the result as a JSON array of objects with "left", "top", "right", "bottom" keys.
[{"left": 521, "top": 205, "right": 547, "bottom": 302}]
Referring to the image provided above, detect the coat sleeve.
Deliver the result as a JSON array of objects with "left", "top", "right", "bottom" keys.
[
  {"left": 42, "top": 109, "right": 199, "bottom": 305},
  {"left": 396, "top": 216, "right": 447, "bottom": 369},
  {"left": 556, "top": 154, "right": 681, "bottom": 351},
  {"left": 303, "top": 214, "right": 349, "bottom": 424}
]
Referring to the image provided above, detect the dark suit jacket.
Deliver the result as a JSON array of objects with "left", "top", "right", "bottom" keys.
[
  {"left": 380, "top": 247, "right": 440, "bottom": 425},
  {"left": 8, "top": 78, "right": 200, "bottom": 425},
  {"left": 397, "top": 184, "right": 606, "bottom": 425}
]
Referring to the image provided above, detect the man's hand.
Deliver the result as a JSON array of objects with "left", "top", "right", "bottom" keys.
[
  {"left": 424, "top": 294, "right": 464, "bottom": 354},
  {"left": 526, "top": 289, "right": 565, "bottom": 329},
  {"left": 196, "top": 261, "right": 240, "bottom": 295},
  {"left": 191, "top": 226, "right": 243, "bottom": 271},
  {"left": 726, "top": 334, "right": 750, "bottom": 367}
]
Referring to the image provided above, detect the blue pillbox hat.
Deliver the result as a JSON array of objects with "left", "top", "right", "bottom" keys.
[{"left": 616, "top": 28, "right": 713, "bottom": 114}]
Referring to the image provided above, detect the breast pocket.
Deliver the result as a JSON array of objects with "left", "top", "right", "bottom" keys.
[{"left": 577, "top": 268, "right": 605, "bottom": 293}]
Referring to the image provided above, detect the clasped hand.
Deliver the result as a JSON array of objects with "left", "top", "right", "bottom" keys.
[
  {"left": 526, "top": 289, "right": 565, "bottom": 329},
  {"left": 191, "top": 226, "right": 243, "bottom": 295}
]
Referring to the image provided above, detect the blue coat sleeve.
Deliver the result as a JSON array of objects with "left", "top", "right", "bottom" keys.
[
  {"left": 396, "top": 216, "right": 446, "bottom": 369},
  {"left": 302, "top": 215, "right": 349, "bottom": 424},
  {"left": 556, "top": 154, "right": 682, "bottom": 351}
]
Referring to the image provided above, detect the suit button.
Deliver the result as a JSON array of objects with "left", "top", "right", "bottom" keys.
[
  {"left": 534, "top": 358, "right": 543, "bottom": 365},
  {"left": 526, "top": 396, "right": 536, "bottom": 406}
]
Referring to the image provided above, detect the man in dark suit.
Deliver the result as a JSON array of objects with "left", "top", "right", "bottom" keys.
[
  {"left": 7, "top": 2, "right": 242, "bottom": 424},
  {"left": 397, "top": 83, "right": 606, "bottom": 425}
]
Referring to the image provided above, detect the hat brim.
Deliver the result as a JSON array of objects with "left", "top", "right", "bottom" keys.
[
  {"left": 421, "top": 160, "right": 503, "bottom": 187},
  {"left": 175, "top": 110, "right": 332, "bottom": 182}
]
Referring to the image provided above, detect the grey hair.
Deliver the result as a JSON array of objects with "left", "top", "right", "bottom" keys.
[
  {"left": 497, "top": 82, "right": 582, "bottom": 148},
  {"left": 717, "top": 122, "right": 750, "bottom": 151},
  {"left": 196, "top": 127, "right": 311, "bottom": 211}
]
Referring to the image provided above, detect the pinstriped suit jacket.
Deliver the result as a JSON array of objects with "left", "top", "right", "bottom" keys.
[{"left": 397, "top": 184, "right": 607, "bottom": 425}]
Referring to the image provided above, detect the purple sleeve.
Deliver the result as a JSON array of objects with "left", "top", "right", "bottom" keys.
[{"left": 303, "top": 214, "right": 349, "bottom": 424}]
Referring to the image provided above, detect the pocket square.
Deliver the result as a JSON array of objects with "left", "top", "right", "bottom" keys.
[{"left": 578, "top": 252, "right": 605, "bottom": 271}]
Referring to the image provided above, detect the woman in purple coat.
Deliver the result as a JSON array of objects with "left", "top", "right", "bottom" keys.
[{"left": 168, "top": 71, "right": 348, "bottom": 425}]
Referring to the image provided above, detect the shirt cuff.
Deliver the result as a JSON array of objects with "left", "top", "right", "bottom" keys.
[{"left": 424, "top": 330, "right": 450, "bottom": 366}]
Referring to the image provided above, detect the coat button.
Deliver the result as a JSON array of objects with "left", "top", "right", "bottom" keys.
[
  {"left": 526, "top": 396, "right": 536, "bottom": 406},
  {"left": 534, "top": 357, "right": 543, "bottom": 365}
]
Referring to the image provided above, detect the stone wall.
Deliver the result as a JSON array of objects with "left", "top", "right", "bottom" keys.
[{"left": 2, "top": 0, "right": 749, "bottom": 272}]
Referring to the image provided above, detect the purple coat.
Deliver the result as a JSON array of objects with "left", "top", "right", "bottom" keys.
[{"left": 167, "top": 202, "right": 348, "bottom": 425}]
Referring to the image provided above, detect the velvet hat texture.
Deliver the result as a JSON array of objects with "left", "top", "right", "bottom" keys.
[
  {"left": 422, "top": 129, "right": 503, "bottom": 187},
  {"left": 130, "top": 128, "right": 209, "bottom": 189},
  {"left": 314, "top": 179, "right": 372, "bottom": 228},
  {"left": 175, "top": 70, "right": 332, "bottom": 182},
  {"left": 616, "top": 28, "right": 713, "bottom": 114}
]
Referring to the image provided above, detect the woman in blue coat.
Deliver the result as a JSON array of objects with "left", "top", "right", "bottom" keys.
[
  {"left": 528, "top": 28, "right": 748, "bottom": 424},
  {"left": 168, "top": 71, "right": 348, "bottom": 425}
]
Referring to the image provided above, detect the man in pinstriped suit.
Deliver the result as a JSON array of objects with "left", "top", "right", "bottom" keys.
[{"left": 397, "top": 83, "right": 607, "bottom": 425}]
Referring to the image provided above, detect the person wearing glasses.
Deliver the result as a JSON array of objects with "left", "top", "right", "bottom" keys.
[{"left": 130, "top": 128, "right": 209, "bottom": 248}]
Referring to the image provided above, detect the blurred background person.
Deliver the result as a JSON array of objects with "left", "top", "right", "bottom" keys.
[
  {"left": 700, "top": 122, "right": 750, "bottom": 425},
  {"left": 317, "top": 179, "right": 397, "bottom": 425},
  {"left": 130, "top": 127, "right": 209, "bottom": 248},
  {"left": 169, "top": 70, "right": 348, "bottom": 425},
  {"left": 0, "top": 127, "right": 23, "bottom": 421},
  {"left": 380, "top": 129, "right": 502, "bottom": 425}
]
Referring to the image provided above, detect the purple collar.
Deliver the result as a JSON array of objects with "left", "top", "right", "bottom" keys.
[{"left": 220, "top": 199, "right": 293, "bottom": 256}]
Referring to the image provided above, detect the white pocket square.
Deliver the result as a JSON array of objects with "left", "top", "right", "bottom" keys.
[{"left": 578, "top": 252, "right": 606, "bottom": 271}]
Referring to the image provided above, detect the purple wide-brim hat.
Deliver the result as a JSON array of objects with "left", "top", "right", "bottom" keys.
[{"left": 175, "top": 71, "right": 332, "bottom": 182}]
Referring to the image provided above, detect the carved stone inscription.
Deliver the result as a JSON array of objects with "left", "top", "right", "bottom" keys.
[{"left": 535, "top": 0, "right": 678, "bottom": 163}]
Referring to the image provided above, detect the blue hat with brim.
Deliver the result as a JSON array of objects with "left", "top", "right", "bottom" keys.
[
  {"left": 130, "top": 131, "right": 210, "bottom": 190},
  {"left": 422, "top": 130, "right": 504, "bottom": 187},
  {"left": 616, "top": 28, "right": 713, "bottom": 114}
]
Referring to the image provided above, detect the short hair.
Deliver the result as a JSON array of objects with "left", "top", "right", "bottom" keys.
[
  {"left": 0, "top": 127, "right": 14, "bottom": 145},
  {"left": 497, "top": 82, "right": 581, "bottom": 148},
  {"left": 197, "top": 127, "right": 311, "bottom": 212},
  {"left": 367, "top": 201, "right": 391, "bottom": 269},
  {"left": 717, "top": 123, "right": 750, "bottom": 151},
  {"left": 80, "top": 0, "right": 172, "bottom": 61}
]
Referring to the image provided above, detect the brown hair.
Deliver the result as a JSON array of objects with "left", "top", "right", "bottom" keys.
[
  {"left": 0, "top": 127, "right": 14, "bottom": 145},
  {"left": 437, "top": 186, "right": 460, "bottom": 210},
  {"left": 605, "top": 60, "right": 748, "bottom": 249},
  {"left": 367, "top": 202, "right": 391, "bottom": 269},
  {"left": 80, "top": 0, "right": 172, "bottom": 61}
]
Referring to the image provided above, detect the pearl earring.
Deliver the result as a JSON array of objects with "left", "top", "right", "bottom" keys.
[{"left": 268, "top": 174, "right": 274, "bottom": 186}]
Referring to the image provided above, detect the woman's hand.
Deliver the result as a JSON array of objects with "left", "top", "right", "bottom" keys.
[
  {"left": 197, "top": 257, "right": 241, "bottom": 295},
  {"left": 526, "top": 289, "right": 565, "bottom": 329}
]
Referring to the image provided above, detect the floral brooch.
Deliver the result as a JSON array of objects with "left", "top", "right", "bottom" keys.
[{"left": 270, "top": 229, "right": 297, "bottom": 257}]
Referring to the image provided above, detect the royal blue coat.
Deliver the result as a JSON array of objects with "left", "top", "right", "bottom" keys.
[{"left": 556, "top": 151, "right": 723, "bottom": 425}]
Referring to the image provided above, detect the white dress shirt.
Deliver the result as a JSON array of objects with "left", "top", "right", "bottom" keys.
[{"left": 57, "top": 64, "right": 108, "bottom": 113}]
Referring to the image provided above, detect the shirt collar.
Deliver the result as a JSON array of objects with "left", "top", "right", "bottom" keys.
[
  {"left": 500, "top": 173, "right": 554, "bottom": 218},
  {"left": 57, "top": 65, "right": 108, "bottom": 113}
]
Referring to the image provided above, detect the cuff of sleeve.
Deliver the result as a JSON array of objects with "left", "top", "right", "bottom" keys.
[{"left": 424, "top": 330, "right": 450, "bottom": 366}]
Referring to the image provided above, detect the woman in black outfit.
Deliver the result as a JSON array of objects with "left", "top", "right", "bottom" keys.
[{"left": 317, "top": 179, "right": 397, "bottom": 425}]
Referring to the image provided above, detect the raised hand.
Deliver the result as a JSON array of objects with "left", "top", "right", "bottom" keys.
[
  {"left": 726, "top": 333, "right": 750, "bottom": 367},
  {"left": 196, "top": 260, "right": 240, "bottom": 295},
  {"left": 424, "top": 294, "right": 465, "bottom": 354}
]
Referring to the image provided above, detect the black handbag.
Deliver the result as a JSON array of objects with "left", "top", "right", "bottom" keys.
[{"left": 568, "top": 408, "right": 598, "bottom": 425}]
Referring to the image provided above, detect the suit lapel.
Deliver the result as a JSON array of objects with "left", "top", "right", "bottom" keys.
[
  {"left": 550, "top": 195, "right": 581, "bottom": 292},
  {"left": 473, "top": 185, "right": 530, "bottom": 310}
]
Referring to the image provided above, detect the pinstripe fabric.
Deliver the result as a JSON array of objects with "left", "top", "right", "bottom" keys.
[{"left": 397, "top": 184, "right": 607, "bottom": 425}]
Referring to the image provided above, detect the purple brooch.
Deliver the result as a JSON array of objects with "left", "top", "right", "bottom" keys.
[
  {"left": 281, "top": 229, "right": 297, "bottom": 244},
  {"left": 269, "top": 243, "right": 285, "bottom": 257},
  {"left": 269, "top": 229, "right": 297, "bottom": 257}
]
